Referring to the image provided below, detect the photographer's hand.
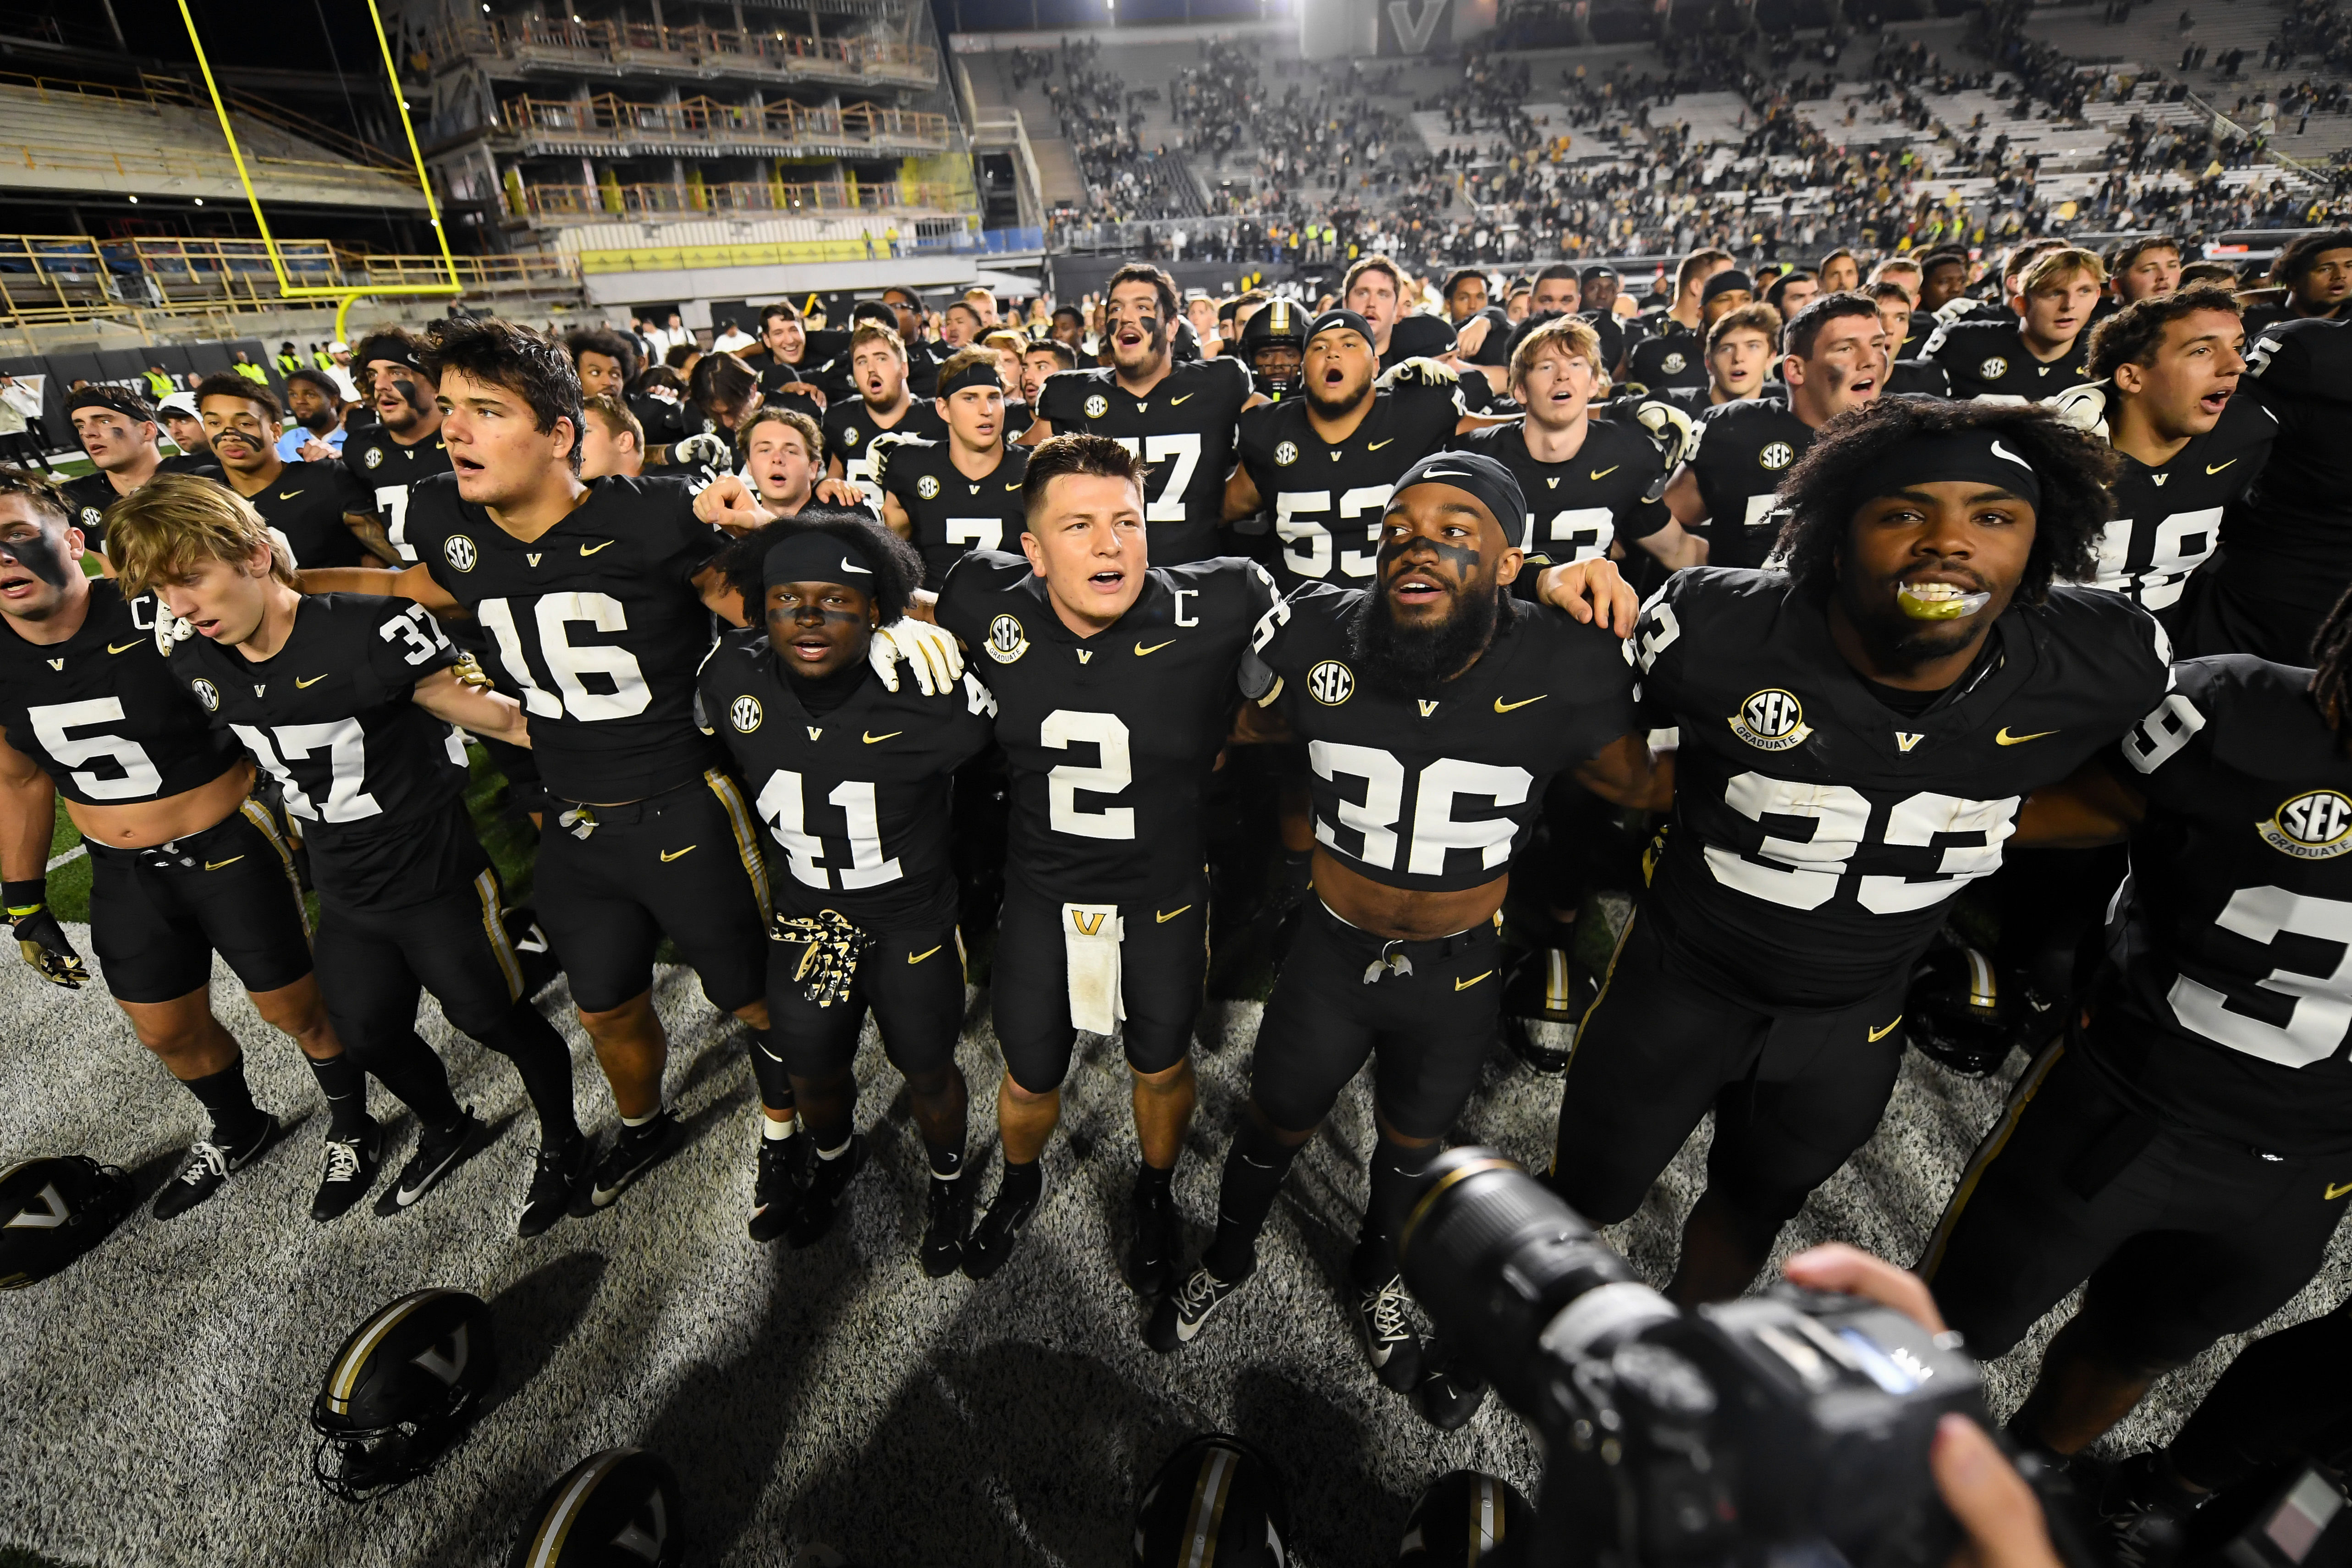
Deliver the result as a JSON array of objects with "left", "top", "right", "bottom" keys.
[{"left": 1782, "top": 1243, "right": 1946, "bottom": 1332}]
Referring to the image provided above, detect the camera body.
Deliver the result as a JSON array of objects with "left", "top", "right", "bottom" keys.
[{"left": 1401, "top": 1150, "right": 1985, "bottom": 1568}]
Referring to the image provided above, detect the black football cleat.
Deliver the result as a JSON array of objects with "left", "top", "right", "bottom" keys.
[
  {"left": 1145, "top": 1263, "right": 1246, "bottom": 1352},
  {"left": 920, "top": 1173, "right": 974, "bottom": 1278},
  {"left": 154, "top": 1113, "right": 281, "bottom": 1220},
  {"left": 1414, "top": 1342, "right": 1491, "bottom": 1430},
  {"left": 1354, "top": 1273, "right": 1427, "bottom": 1393},
  {"left": 1124, "top": 1176, "right": 1180, "bottom": 1297},
  {"left": 381, "top": 1110, "right": 486, "bottom": 1215},
  {"left": 2095, "top": 1452, "right": 2195, "bottom": 1568},
  {"left": 961, "top": 1178, "right": 1040, "bottom": 1280},
  {"left": 518, "top": 1134, "right": 594, "bottom": 1238},
  {"left": 310, "top": 1118, "right": 383, "bottom": 1222},
  {"left": 571, "top": 1111, "right": 684, "bottom": 1216},
  {"left": 785, "top": 1136, "right": 866, "bottom": 1249},
  {"left": 748, "top": 1132, "right": 806, "bottom": 1244}
]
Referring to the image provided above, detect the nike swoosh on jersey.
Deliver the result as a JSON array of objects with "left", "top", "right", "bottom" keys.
[
  {"left": 1169, "top": 393, "right": 1194, "bottom": 405},
  {"left": 1867, "top": 1016, "right": 1903, "bottom": 1043},
  {"left": 1134, "top": 639, "right": 1176, "bottom": 656},
  {"left": 1589, "top": 465, "right": 1619, "bottom": 480},
  {"left": 106, "top": 640, "right": 142, "bottom": 655},
  {"left": 1494, "top": 694, "right": 1547, "bottom": 713},
  {"left": 2328, "top": 1181, "right": 2352, "bottom": 1201},
  {"left": 294, "top": 673, "right": 330, "bottom": 688},
  {"left": 277, "top": 490, "right": 304, "bottom": 500},
  {"left": 1366, "top": 438, "right": 1394, "bottom": 451},
  {"left": 1454, "top": 970, "right": 1493, "bottom": 991},
  {"left": 204, "top": 856, "right": 244, "bottom": 871},
  {"left": 1156, "top": 904, "right": 1192, "bottom": 923},
  {"left": 2206, "top": 459, "right": 2238, "bottom": 475},
  {"left": 579, "top": 539, "right": 617, "bottom": 556},
  {"left": 863, "top": 731, "right": 902, "bottom": 743},
  {"left": 1994, "top": 727, "right": 2057, "bottom": 745},
  {"left": 907, "top": 945, "right": 942, "bottom": 964},
  {"left": 659, "top": 845, "right": 697, "bottom": 862}
]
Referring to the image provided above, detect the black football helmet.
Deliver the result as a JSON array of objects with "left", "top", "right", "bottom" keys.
[
  {"left": 1398, "top": 1470, "right": 1533, "bottom": 1566},
  {"left": 0, "top": 1155, "right": 132, "bottom": 1289},
  {"left": 311, "top": 1287, "right": 497, "bottom": 1501},
  {"left": 1238, "top": 299, "right": 1307, "bottom": 400},
  {"left": 506, "top": 1447, "right": 684, "bottom": 1568},
  {"left": 1133, "top": 1434, "right": 1291, "bottom": 1568},
  {"left": 1906, "top": 932, "right": 2012, "bottom": 1077}
]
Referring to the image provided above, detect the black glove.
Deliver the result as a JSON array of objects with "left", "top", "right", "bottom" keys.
[{"left": 5, "top": 879, "right": 86, "bottom": 990}]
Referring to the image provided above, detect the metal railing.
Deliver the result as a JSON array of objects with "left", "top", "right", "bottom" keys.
[
  {"left": 512, "top": 178, "right": 975, "bottom": 222},
  {"left": 0, "top": 70, "right": 414, "bottom": 192},
  {"left": 494, "top": 94, "right": 950, "bottom": 150},
  {"left": 428, "top": 18, "right": 936, "bottom": 86},
  {"left": 0, "top": 235, "right": 580, "bottom": 330}
]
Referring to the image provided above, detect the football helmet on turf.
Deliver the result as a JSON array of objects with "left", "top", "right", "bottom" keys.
[
  {"left": 506, "top": 1447, "right": 684, "bottom": 1568},
  {"left": 311, "top": 1287, "right": 496, "bottom": 1501},
  {"left": 0, "top": 1155, "right": 132, "bottom": 1289},
  {"left": 1132, "top": 1434, "right": 1291, "bottom": 1568},
  {"left": 1398, "top": 1470, "right": 1533, "bottom": 1566},
  {"left": 1905, "top": 932, "right": 2012, "bottom": 1077}
]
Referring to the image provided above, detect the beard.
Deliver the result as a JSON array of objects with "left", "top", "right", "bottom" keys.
[
  {"left": 1350, "top": 578, "right": 1507, "bottom": 694},
  {"left": 1304, "top": 378, "right": 1370, "bottom": 421}
]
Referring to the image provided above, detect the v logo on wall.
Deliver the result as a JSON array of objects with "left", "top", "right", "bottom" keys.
[{"left": 1383, "top": 0, "right": 1451, "bottom": 53}]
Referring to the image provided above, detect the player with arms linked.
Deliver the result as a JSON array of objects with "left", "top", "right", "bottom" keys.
[
  {"left": 1149, "top": 449, "right": 1655, "bottom": 1411},
  {"left": 1552, "top": 399, "right": 2172, "bottom": 1306},
  {"left": 874, "top": 347, "right": 1030, "bottom": 588},
  {"left": 342, "top": 329, "right": 450, "bottom": 564},
  {"left": 110, "top": 475, "right": 588, "bottom": 1232},
  {"left": 1918, "top": 593, "right": 2352, "bottom": 1463},
  {"left": 699, "top": 512, "right": 996, "bottom": 1260}
]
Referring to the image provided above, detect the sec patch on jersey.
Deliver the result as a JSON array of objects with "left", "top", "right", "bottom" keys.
[
  {"left": 2258, "top": 788, "right": 2352, "bottom": 860},
  {"left": 985, "top": 613, "right": 1029, "bottom": 664},
  {"left": 1730, "top": 688, "right": 1811, "bottom": 751}
]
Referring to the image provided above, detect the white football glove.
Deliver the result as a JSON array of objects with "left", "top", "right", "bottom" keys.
[
  {"left": 1631, "top": 398, "right": 1697, "bottom": 474},
  {"left": 2047, "top": 380, "right": 2112, "bottom": 440},
  {"left": 1375, "top": 356, "right": 1459, "bottom": 390},
  {"left": 674, "top": 431, "right": 732, "bottom": 472},
  {"left": 1933, "top": 295, "right": 1978, "bottom": 325},
  {"left": 868, "top": 618, "right": 963, "bottom": 696},
  {"left": 153, "top": 602, "right": 196, "bottom": 657}
]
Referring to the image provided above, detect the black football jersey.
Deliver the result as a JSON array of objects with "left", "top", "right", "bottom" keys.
[
  {"left": 1235, "top": 383, "right": 1462, "bottom": 592},
  {"left": 0, "top": 579, "right": 243, "bottom": 805},
  {"left": 1685, "top": 397, "right": 1814, "bottom": 569},
  {"left": 1036, "top": 356, "right": 1255, "bottom": 564},
  {"left": 933, "top": 550, "right": 1277, "bottom": 904},
  {"left": 1634, "top": 568, "right": 2171, "bottom": 1008},
  {"left": 1921, "top": 319, "right": 2090, "bottom": 404},
  {"left": 2094, "top": 655, "right": 2352, "bottom": 1154},
  {"left": 2214, "top": 320, "right": 2352, "bottom": 619},
  {"left": 242, "top": 461, "right": 375, "bottom": 570},
  {"left": 342, "top": 426, "right": 452, "bottom": 563},
  {"left": 872, "top": 435, "right": 1029, "bottom": 589},
  {"left": 1885, "top": 359, "right": 1951, "bottom": 399},
  {"left": 170, "top": 594, "right": 477, "bottom": 908},
  {"left": 1581, "top": 310, "right": 1628, "bottom": 377},
  {"left": 56, "top": 469, "right": 215, "bottom": 551},
  {"left": 1243, "top": 584, "right": 1637, "bottom": 892},
  {"left": 1622, "top": 333, "right": 1709, "bottom": 396},
  {"left": 698, "top": 629, "right": 996, "bottom": 926},
  {"left": 2060, "top": 382, "right": 2279, "bottom": 615},
  {"left": 402, "top": 473, "right": 726, "bottom": 804},
  {"left": 1452, "top": 417, "right": 1671, "bottom": 572},
  {"left": 823, "top": 399, "right": 947, "bottom": 515}
]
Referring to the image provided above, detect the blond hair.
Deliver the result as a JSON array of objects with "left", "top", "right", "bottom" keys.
[
  {"left": 2019, "top": 247, "right": 2108, "bottom": 297},
  {"left": 979, "top": 330, "right": 1028, "bottom": 363},
  {"left": 107, "top": 473, "right": 297, "bottom": 597},
  {"left": 1508, "top": 314, "right": 1609, "bottom": 395},
  {"left": 583, "top": 392, "right": 642, "bottom": 451},
  {"left": 850, "top": 321, "right": 907, "bottom": 361},
  {"left": 739, "top": 406, "right": 823, "bottom": 462}
]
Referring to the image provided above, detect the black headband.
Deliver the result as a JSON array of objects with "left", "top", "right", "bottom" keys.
[
  {"left": 936, "top": 360, "right": 1003, "bottom": 399},
  {"left": 1388, "top": 450, "right": 1529, "bottom": 548},
  {"left": 69, "top": 390, "right": 154, "bottom": 424},
  {"left": 763, "top": 527, "right": 882, "bottom": 591},
  {"left": 358, "top": 342, "right": 428, "bottom": 377},
  {"left": 1867, "top": 429, "right": 2045, "bottom": 512},
  {"left": 1305, "top": 308, "right": 1376, "bottom": 347},
  {"left": 1702, "top": 269, "right": 1757, "bottom": 303}
]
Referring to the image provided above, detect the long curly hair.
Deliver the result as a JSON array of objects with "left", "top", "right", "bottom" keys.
[{"left": 1772, "top": 397, "right": 2116, "bottom": 607}]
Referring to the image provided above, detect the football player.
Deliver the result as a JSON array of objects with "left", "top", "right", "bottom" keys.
[
  {"left": 194, "top": 375, "right": 393, "bottom": 569},
  {"left": 155, "top": 394, "right": 213, "bottom": 468},
  {"left": 2052, "top": 286, "right": 2276, "bottom": 623},
  {"left": 1921, "top": 619, "right": 2352, "bottom": 1458},
  {"left": 1625, "top": 270, "right": 1753, "bottom": 396},
  {"left": 699, "top": 514, "right": 994, "bottom": 1260},
  {"left": 1551, "top": 399, "right": 2172, "bottom": 1306},
  {"left": 2183, "top": 317, "right": 2352, "bottom": 664},
  {"left": 0, "top": 469, "right": 408, "bottom": 1223},
  {"left": 1019, "top": 340, "right": 1075, "bottom": 410},
  {"left": 1924, "top": 248, "right": 2103, "bottom": 404},
  {"left": 1639, "top": 249, "right": 1734, "bottom": 345},
  {"left": 579, "top": 394, "right": 645, "bottom": 482},
  {"left": 342, "top": 329, "right": 451, "bottom": 564},
  {"left": 875, "top": 348, "right": 1031, "bottom": 588},
  {"left": 1234, "top": 298, "right": 1307, "bottom": 402},
  {"left": 736, "top": 303, "right": 839, "bottom": 421},
  {"left": 2106, "top": 236, "right": 2182, "bottom": 306},
  {"left": 565, "top": 328, "right": 639, "bottom": 404},
  {"left": 1873, "top": 285, "right": 1953, "bottom": 398},
  {"left": 740, "top": 408, "right": 869, "bottom": 521},
  {"left": 295, "top": 319, "right": 942, "bottom": 1214},
  {"left": 1607, "top": 302, "right": 1781, "bottom": 419},
  {"left": 2240, "top": 229, "right": 2352, "bottom": 336},
  {"left": 1765, "top": 270, "right": 1820, "bottom": 326},
  {"left": 59, "top": 390, "right": 191, "bottom": 555},
  {"left": 824, "top": 323, "right": 948, "bottom": 514},
  {"left": 879, "top": 286, "right": 946, "bottom": 397},
  {"left": 1148, "top": 449, "right": 1657, "bottom": 1400},
  {"left": 1227, "top": 310, "right": 1473, "bottom": 594},
  {"left": 109, "top": 476, "right": 588, "bottom": 1232},
  {"left": 1660, "top": 293, "right": 1888, "bottom": 569},
  {"left": 1025, "top": 264, "right": 1259, "bottom": 564}
]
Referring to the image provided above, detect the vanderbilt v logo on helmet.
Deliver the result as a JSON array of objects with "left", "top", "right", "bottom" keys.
[
  {"left": 0, "top": 1156, "right": 132, "bottom": 1290},
  {"left": 506, "top": 1447, "right": 684, "bottom": 1568},
  {"left": 311, "top": 1288, "right": 498, "bottom": 1502}
]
